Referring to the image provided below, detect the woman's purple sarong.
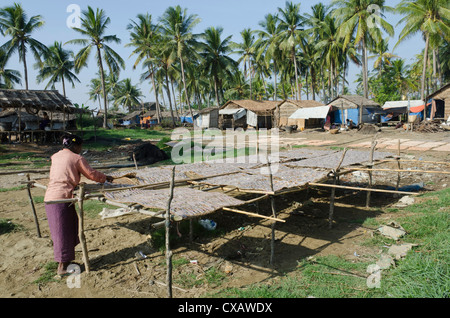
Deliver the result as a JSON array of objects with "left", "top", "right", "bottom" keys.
[{"left": 45, "top": 203, "right": 79, "bottom": 263}]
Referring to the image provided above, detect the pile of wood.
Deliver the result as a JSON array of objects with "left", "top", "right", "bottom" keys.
[
  {"left": 415, "top": 120, "right": 445, "bottom": 133},
  {"left": 358, "top": 124, "right": 379, "bottom": 134}
]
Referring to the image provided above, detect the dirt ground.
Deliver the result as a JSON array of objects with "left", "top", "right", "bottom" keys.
[{"left": 0, "top": 127, "right": 449, "bottom": 298}]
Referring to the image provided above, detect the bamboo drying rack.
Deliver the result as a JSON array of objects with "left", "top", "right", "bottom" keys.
[{"left": 21, "top": 140, "right": 447, "bottom": 296}]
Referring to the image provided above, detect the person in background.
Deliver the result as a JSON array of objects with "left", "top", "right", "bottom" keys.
[
  {"left": 39, "top": 112, "right": 50, "bottom": 130},
  {"left": 44, "top": 134, "right": 114, "bottom": 276}
]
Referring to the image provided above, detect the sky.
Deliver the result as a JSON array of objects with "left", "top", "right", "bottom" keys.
[{"left": 1, "top": 0, "right": 424, "bottom": 111}]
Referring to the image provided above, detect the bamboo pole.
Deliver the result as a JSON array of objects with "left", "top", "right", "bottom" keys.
[
  {"left": 366, "top": 141, "right": 377, "bottom": 208},
  {"left": 222, "top": 207, "right": 285, "bottom": 222},
  {"left": 341, "top": 167, "right": 450, "bottom": 175},
  {"left": 26, "top": 176, "right": 41, "bottom": 238},
  {"left": 308, "top": 183, "right": 420, "bottom": 195},
  {"left": 329, "top": 148, "right": 348, "bottom": 229},
  {"left": 165, "top": 166, "right": 175, "bottom": 298},
  {"left": 77, "top": 183, "right": 90, "bottom": 273},
  {"left": 379, "top": 159, "right": 450, "bottom": 165}
]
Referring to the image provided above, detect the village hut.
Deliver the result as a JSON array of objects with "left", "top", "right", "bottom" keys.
[
  {"left": 427, "top": 83, "right": 450, "bottom": 120},
  {"left": 276, "top": 100, "right": 325, "bottom": 128},
  {"left": 121, "top": 110, "right": 143, "bottom": 127},
  {"left": 140, "top": 110, "right": 157, "bottom": 127},
  {"left": 219, "top": 100, "right": 281, "bottom": 130},
  {"left": 180, "top": 110, "right": 199, "bottom": 125},
  {"left": 381, "top": 100, "right": 424, "bottom": 123},
  {"left": 195, "top": 107, "right": 219, "bottom": 129},
  {"left": 0, "top": 89, "right": 85, "bottom": 133},
  {"left": 327, "top": 95, "right": 381, "bottom": 125}
]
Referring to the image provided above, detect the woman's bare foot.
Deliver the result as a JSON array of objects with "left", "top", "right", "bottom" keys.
[{"left": 57, "top": 262, "right": 71, "bottom": 275}]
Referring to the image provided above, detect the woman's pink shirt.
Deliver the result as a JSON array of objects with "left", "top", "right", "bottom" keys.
[{"left": 44, "top": 149, "right": 106, "bottom": 201}]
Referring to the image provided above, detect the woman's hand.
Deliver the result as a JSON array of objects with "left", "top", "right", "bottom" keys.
[{"left": 105, "top": 175, "right": 114, "bottom": 183}]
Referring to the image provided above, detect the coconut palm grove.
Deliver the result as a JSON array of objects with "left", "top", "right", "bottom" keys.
[{"left": 0, "top": 1, "right": 449, "bottom": 128}]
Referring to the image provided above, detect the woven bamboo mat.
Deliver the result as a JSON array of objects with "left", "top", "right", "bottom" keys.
[
  {"left": 284, "top": 149, "right": 392, "bottom": 169},
  {"left": 197, "top": 165, "right": 330, "bottom": 192},
  {"left": 104, "top": 187, "right": 245, "bottom": 219}
]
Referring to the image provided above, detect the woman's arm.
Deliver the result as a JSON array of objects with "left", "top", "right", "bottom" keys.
[{"left": 77, "top": 156, "right": 113, "bottom": 183}]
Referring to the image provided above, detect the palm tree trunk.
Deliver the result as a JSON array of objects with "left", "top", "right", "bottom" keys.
[
  {"left": 179, "top": 56, "right": 194, "bottom": 126},
  {"left": 97, "top": 47, "right": 108, "bottom": 128},
  {"left": 149, "top": 63, "right": 161, "bottom": 124},
  {"left": 432, "top": 48, "right": 437, "bottom": 91},
  {"left": 362, "top": 38, "right": 369, "bottom": 99},
  {"left": 214, "top": 75, "right": 220, "bottom": 108},
  {"left": 170, "top": 79, "right": 180, "bottom": 120},
  {"left": 62, "top": 76, "right": 66, "bottom": 97},
  {"left": 292, "top": 47, "right": 299, "bottom": 100},
  {"left": 273, "top": 60, "right": 278, "bottom": 101},
  {"left": 165, "top": 69, "right": 176, "bottom": 128},
  {"left": 421, "top": 33, "right": 429, "bottom": 120},
  {"left": 21, "top": 42, "right": 29, "bottom": 90}
]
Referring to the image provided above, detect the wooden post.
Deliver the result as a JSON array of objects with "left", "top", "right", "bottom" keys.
[
  {"left": 329, "top": 148, "right": 348, "bottom": 229},
  {"left": 165, "top": 166, "right": 175, "bottom": 298},
  {"left": 395, "top": 139, "right": 401, "bottom": 193},
  {"left": 133, "top": 152, "right": 138, "bottom": 170},
  {"left": 267, "top": 159, "right": 277, "bottom": 266},
  {"left": 189, "top": 219, "right": 193, "bottom": 244},
  {"left": 366, "top": 140, "right": 377, "bottom": 208},
  {"left": 77, "top": 183, "right": 90, "bottom": 273},
  {"left": 26, "top": 175, "right": 41, "bottom": 238}
]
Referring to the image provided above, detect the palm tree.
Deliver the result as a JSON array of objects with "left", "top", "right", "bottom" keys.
[
  {"left": 276, "top": 1, "right": 304, "bottom": 100},
  {"left": 0, "top": 3, "right": 47, "bottom": 90},
  {"left": 160, "top": 5, "right": 200, "bottom": 126},
  {"left": 199, "top": 26, "right": 237, "bottom": 107},
  {"left": 151, "top": 43, "right": 177, "bottom": 127},
  {"left": 315, "top": 14, "right": 343, "bottom": 100},
  {"left": 390, "top": 59, "right": 417, "bottom": 97},
  {"left": 305, "top": 3, "right": 332, "bottom": 102},
  {"left": 232, "top": 28, "right": 257, "bottom": 99},
  {"left": 0, "top": 48, "right": 21, "bottom": 88},
  {"left": 126, "top": 13, "right": 163, "bottom": 123},
  {"left": 369, "top": 38, "right": 398, "bottom": 76},
  {"left": 66, "top": 6, "right": 125, "bottom": 128},
  {"left": 332, "top": 0, "right": 394, "bottom": 99},
  {"left": 114, "top": 78, "right": 143, "bottom": 112},
  {"left": 87, "top": 75, "right": 103, "bottom": 110},
  {"left": 35, "top": 41, "right": 80, "bottom": 97},
  {"left": 256, "top": 13, "right": 283, "bottom": 101},
  {"left": 395, "top": 0, "right": 450, "bottom": 103}
]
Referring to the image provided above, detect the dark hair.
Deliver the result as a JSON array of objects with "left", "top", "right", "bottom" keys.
[{"left": 61, "top": 134, "right": 83, "bottom": 150}]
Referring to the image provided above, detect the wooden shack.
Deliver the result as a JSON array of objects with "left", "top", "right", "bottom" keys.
[
  {"left": 328, "top": 95, "right": 381, "bottom": 125},
  {"left": 276, "top": 100, "right": 325, "bottom": 128},
  {"left": 195, "top": 106, "right": 219, "bottom": 128},
  {"left": 219, "top": 100, "right": 281, "bottom": 130},
  {"left": 427, "top": 83, "right": 450, "bottom": 120}
]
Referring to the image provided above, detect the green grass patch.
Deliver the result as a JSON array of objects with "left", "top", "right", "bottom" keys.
[
  {"left": 213, "top": 255, "right": 379, "bottom": 298},
  {"left": 0, "top": 185, "right": 26, "bottom": 192},
  {"left": 377, "top": 188, "right": 450, "bottom": 297},
  {"left": 211, "top": 188, "right": 450, "bottom": 298},
  {"left": 0, "top": 218, "right": 24, "bottom": 234},
  {"left": 33, "top": 262, "right": 60, "bottom": 285}
]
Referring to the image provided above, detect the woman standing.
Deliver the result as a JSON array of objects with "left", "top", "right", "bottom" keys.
[{"left": 44, "top": 134, "right": 114, "bottom": 275}]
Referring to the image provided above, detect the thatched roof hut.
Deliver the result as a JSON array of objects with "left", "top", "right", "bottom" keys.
[
  {"left": 221, "top": 100, "right": 281, "bottom": 115},
  {"left": 0, "top": 89, "right": 82, "bottom": 114},
  {"left": 219, "top": 100, "right": 282, "bottom": 129},
  {"left": 328, "top": 95, "right": 380, "bottom": 109},
  {"left": 276, "top": 100, "right": 325, "bottom": 127}
]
